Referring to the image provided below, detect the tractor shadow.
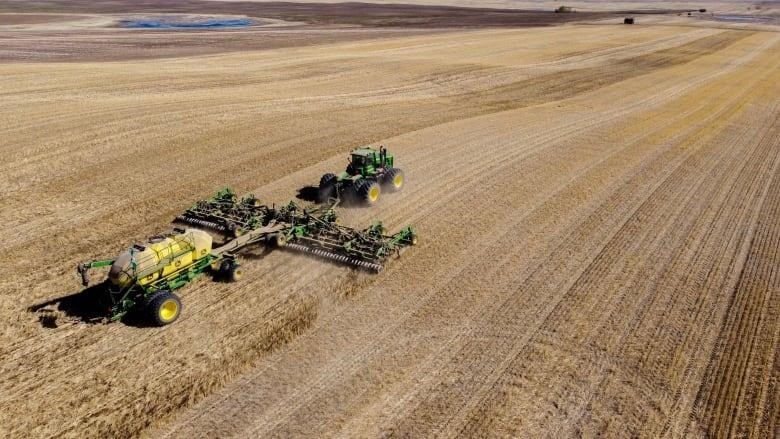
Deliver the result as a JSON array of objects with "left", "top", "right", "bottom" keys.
[
  {"left": 27, "top": 284, "right": 110, "bottom": 328},
  {"left": 296, "top": 185, "right": 322, "bottom": 203},
  {"left": 295, "top": 185, "right": 364, "bottom": 207}
]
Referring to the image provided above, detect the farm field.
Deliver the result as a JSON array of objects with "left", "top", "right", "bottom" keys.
[{"left": 0, "top": 2, "right": 778, "bottom": 438}]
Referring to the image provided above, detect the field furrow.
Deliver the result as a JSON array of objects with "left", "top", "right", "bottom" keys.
[{"left": 1, "top": 8, "right": 778, "bottom": 438}]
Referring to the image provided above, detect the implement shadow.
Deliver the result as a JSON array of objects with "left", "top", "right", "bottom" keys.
[{"left": 27, "top": 284, "right": 110, "bottom": 328}]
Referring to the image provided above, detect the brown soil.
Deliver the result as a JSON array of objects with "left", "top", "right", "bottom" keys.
[
  {"left": 0, "top": 8, "right": 777, "bottom": 439},
  {"left": 0, "top": 26, "right": 443, "bottom": 62},
  {"left": 0, "top": 1, "right": 633, "bottom": 62},
  {"left": 0, "top": 13, "right": 87, "bottom": 25},
  {"left": 0, "top": 1, "right": 627, "bottom": 27}
]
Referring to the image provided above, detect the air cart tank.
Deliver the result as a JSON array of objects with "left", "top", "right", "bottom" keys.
[{"left": 108, "top": 228, "right": 212, "bottom": 288}]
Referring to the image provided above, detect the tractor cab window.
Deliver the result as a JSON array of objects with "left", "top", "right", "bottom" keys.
[{"left": 351, "top": 155, "right": 365, "bottom": 167}]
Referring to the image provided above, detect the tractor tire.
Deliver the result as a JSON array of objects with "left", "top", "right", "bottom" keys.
[
  {"left": 319, "top": 173, "right": 337, "bottom": 202},
  {"left": 147, "top": 291, "right": 182, "bottom": 326},
  {"left": 356, "top": 179, "right": 381, "bottom": 206},
  {"left": 382, "top": 168, "right": 404, "bottom": 192}
]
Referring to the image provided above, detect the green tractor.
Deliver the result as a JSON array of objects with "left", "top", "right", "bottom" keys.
[{"left": 318, "top": 146, "right": 404, "bottom": 205}]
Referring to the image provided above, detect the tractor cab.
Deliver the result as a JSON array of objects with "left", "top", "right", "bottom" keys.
[{"left": 347, "top": 147, "right": 393, "bottom": 176}]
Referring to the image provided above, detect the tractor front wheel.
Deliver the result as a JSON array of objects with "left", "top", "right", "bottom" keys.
[
  {"left": 356, "top": 179, "right": 381, "bottom": 205},
  {"left": 147, "top": 291, "right": 182, "bottom": 326},
  {"left": 382, "top": 168, "right": 404, "bottom": 192}
]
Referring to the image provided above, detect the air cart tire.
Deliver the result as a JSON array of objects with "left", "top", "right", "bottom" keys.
[
  {"left": 383, "top": 168, "right": 404, "bottom": 192},
  {"left": 221, "top": 260, "right": 243, "bottom": 282},
  {"left": 148, "top": 291, "right": 182, "bottom": 326},
  {"left": 357, "top": 179, "right": 381, "bottom": 206}
]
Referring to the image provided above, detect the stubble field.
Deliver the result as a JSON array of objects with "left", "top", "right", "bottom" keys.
[{"left": 0, "top": 3, "right": 778, "bottom": 438}]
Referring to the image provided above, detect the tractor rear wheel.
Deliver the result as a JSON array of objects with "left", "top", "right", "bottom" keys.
[
  {"left": 319, "top": 173, "right": 337, "bottom": 202},
  {"left": 147, "top": 291, "right": 182, "bottom": 326},
  {"left": 356, "top": 179, "right": 381, "bottom": 205},
  {"left": 382, "top": 168, "right": 404, "bottom": 192}
]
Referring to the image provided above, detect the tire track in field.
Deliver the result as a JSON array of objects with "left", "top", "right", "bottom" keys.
[
  {"left": 0, "top": 29, "right": 750, "bottom": 255},
  {"left": 204, "top": 38, "right": 772, "bottom": 434},
  {"left": 388, "top": 53, "right": 777, "bottom": 438},
  {"left": 693, "top": 116, "right": 780, "bottom": 438},
  {"left": 155, "top": 29, "right": 776, "bottom": 438},
  {"left": 0, "top": 27, "right": 772, "bottom": 439},
  {"left": 565, "top": 101, "right": 779, "bottom": 438},
  {"left": 335, "top": 55, "right": 773, "bottom": 437},
  {"left": 0, "top": 27, "right": 743, "bottom": 347}
]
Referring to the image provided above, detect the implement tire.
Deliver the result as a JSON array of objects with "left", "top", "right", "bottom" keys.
[
  {"left": 383, "top": 168, "right": 404, "bottom": 192},
  {"left": 147, "top": 291, "right": 182, "bottom": 326},
  {"left": 268, "top": 233, "right": 286, "bottom": 248},
  {"left": 356, "top": 179, "right": 381, "bottom": 206}
]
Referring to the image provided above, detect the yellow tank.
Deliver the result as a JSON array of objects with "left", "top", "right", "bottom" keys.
[{"left": 109, "top": 229, "right": 212, "bottom": 288}]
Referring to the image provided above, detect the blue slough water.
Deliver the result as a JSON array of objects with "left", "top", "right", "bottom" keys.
[{"left": 120, "top": 18, "right": 252, "bottom": 29}]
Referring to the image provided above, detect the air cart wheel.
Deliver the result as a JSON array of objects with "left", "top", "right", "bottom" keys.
[
  {"left": 221, "top": 260, "right": 243, "bottom": 283},
  {"left": 148, "top": 291, "right": 182, "bottom": 326},
  {"left": 357, "top": 179, "right": 381, "bottom": 206},
  {"left": 383, "top": 168, "right": 404, "bottom": 192}
]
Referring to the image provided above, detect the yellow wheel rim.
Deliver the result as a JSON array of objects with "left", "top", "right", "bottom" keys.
[
  {"left": 393, "top": 174, "right": 404, "bottom": 188},
  {"left": 233, "top": 269, "right": 243, "bottom": 280},
  {"left": 159, "top": 299, "right": 179, "bottom": 322},
  {"left": 369, "top": 186, "right": 380, "bottom": 202}
]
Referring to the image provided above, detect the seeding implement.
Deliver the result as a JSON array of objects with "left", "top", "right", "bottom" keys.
[
  {"left": 78, "top": 189, "right": 416, "bottom": 325},
  {"left": 318, "top": 146, "right": 404, "bottom": 205},
  {"left": 174, "top": 187, "right": 271, "bottom": 237}
]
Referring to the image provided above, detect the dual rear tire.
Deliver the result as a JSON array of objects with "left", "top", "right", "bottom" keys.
[
  {"left": 382, "top": 168, "right": 404, "bottom": 192},
  {"left": 354, "top": 179, "right": 381, "bottom": 206}
]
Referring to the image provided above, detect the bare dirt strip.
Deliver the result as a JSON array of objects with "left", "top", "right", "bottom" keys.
[
  {"left": 0, "top": 15, "right": 777, "bottom": 439},
  {"left": 694, "top": 138, "right": 780, "bottom": 438}
]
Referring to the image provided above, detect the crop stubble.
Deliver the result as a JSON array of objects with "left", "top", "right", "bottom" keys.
[{"left": 0, "top": 18, "right": 777, "bottom": 439}]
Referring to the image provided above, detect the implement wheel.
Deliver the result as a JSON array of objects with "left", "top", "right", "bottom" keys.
[
  {"left": 147, "top": 291, "right": 182, "bottom": 326},
  {"left": 383, "top": 168, "right": 404, "bottom": 192},
  {"left": 356, "top": 179, "right": 381, "bottom": 206},
  {"left": 268, "top": 233, "right": 286, "bottom": 248}
]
